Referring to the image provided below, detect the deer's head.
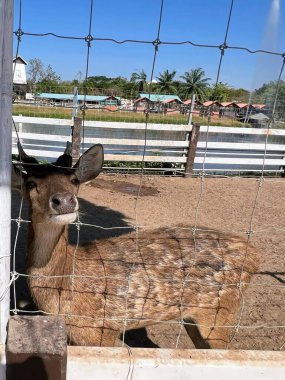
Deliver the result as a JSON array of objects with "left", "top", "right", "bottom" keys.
[{"left": 12, "top": 144, "right": 104, "bottom": 225}]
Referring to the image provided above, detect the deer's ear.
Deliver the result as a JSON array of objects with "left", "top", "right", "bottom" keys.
[
  {"left": 11, "top": 164, "right": 25, "bottom": 191},
  {"left": 73, "top": 144, "right": 104, "bottom": 183}
]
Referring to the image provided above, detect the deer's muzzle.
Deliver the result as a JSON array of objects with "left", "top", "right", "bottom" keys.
[{"left": 49, "top": 192, "right": 78, "bottom": 215}]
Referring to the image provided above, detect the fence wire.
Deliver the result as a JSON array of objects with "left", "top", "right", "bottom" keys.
[{"left": 2, "top": 0, "right": 284, "bottom": 354}]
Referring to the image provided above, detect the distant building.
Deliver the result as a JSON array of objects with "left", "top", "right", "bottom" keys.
[
  {"left": 248, "top": 112, "right": 270, "bottom": 127},
  {"left": 35, "top": 93, "right": 121, "bottom": 108},
  {"left": 13, "top": 55, "right": 27, "bottom": 98},
  {"left": 134, "top": 93, "right": 183, "bottom": 113}
]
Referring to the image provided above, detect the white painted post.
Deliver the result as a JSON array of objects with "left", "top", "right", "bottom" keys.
[
  {"left": 18, "top": 114, "right": 22, "bottom": 133},
  {"left": 187, "top": 93, "right": 196, "bottom": 125},
  {"left": 72, "top": 86, "right": 78, "bottom": 118},
  {"left": 0, "top": 0, "right": 13, "bottom": 344}
]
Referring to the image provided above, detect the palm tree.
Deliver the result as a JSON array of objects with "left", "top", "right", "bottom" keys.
[
  {"left": 155, "top": 69, "right": 177, "bottom": 93},
  {"left": 180, "top": 68, "right": 210, "bottom": 100},
  {"left": 130, "top": 69, "right": 147, "bottom": 92}
]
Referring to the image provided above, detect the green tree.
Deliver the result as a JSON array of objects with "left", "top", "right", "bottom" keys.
[
  {"left": 130, "top": 69, "right": 148, "bottom": 93},
  {"left": 155, "top": 69, "right": 177, "bottom": 93},
  {"left": 27, "top": 58, "right": 61, "bottom": 93},
  {"left": 253, "top": 80, "right": 285, "bottom": 121},
  {"left": 209, "top": 82, "right": 233, "bottom": 102},
  {"left": 36, "top": 65, "right": 61, "bottom": 93},
  {"left": 27, "top": 58, "right": 44, "bottom": 84},
  {"left": 180, "top": 68, "right": 210, "bottom": 101},
  {"left": 229, "top": 87, "right": 250, "bottom": 101},
  {"left": 83, "top": 76, "right": 112, "bottom": 92},
  {"left": 207, "top": 82, "right": 249, "bottom": 102}
]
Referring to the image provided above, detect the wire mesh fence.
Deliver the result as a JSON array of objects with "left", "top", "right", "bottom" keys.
[{"left": 1, "top": 0, "right": 285, "bottom": 351}]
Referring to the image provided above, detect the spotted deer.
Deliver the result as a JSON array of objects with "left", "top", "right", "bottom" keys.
[{"left": 12, "top": 143, "right": 259, "bottom": 348}]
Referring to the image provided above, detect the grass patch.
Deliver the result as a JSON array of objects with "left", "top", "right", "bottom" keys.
[{"left": 13, "top": 104, "right": 250, "bottom": 127}]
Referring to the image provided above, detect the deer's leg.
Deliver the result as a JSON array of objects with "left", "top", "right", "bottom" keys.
[
  {"left": 98, "top": 328, "right": 120, "bottom": 347},
  {"left": 68, "top": 326, "right": 119, "bottom": 346},
  {"left": 198, "top": 323, "right": 234, "bottom": 349},
  {"left": 183, "top": 317, "right": 211, "bottom": 349},
  {"left": 185, "top": 308, "right": 237, "bottom": 349}
]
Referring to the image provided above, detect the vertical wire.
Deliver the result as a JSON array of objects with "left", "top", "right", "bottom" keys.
[
  {"left": 81, "top": 0, "right": 94, "bottom": 152},
  {"left": 67, "top": 0, "right": 94, "bottom": 337},
  {"left": 193, "top": 0, "right": 235, "bottom": 231},
  {"left": 228, "top": 58, "right": 285, "bottom": 348},
  {"left": 11, "top": 0, "right": 24, "bottom": 315},
  {"left": 121, "top": 0, "right": 165, "bottom": 346},
  {"left": 177, "top": 0, "right": 236, "bottom": 348}
]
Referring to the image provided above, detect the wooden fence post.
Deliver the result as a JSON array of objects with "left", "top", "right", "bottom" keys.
[
  {"left": 6, "top": 316, "right": 67, "bottom": 380},
  {"left": 185, "top": 123, "right": 200, "bottom": 176},
  {"left": 71, "top": 116, "right": 82, "bottom": 164}
]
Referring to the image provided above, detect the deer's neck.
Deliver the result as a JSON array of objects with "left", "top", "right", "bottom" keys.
[{"left": 27, "top": 222, "right": 69, "bottom": 270}]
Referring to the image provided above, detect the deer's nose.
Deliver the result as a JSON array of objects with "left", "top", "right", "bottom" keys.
[{"left": 50, "top": 192, "right": 78, "bottom": 214}]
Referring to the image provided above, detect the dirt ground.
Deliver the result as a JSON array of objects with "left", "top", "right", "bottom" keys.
[{"left": 11, "top": 173, "right": 285, "bottom": 351}]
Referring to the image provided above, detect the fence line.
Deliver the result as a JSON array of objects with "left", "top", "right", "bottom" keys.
[
  {"left": 2, "top": 2, "right": 284, "bottom": 372},
  {"left": 11, "top": 116, "right": 285, "bottom": 173}
]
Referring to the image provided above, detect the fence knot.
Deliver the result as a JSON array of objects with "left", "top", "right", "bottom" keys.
[
  {"left": 246, "top": 229, "right": 254, "bottom": 238},
  {"left": 152, "top": 38, "right": 161, "bottom": 51},
  {"left": 85, "top": 34, "right": 93, "bottom": 47},
  {"left": 219, "top": 43, "right": 228, "bottom": 55},
  {"left": 11, "top": 271, "right": 20, "bottom": 283},
  {"left": 15, "top": 28, "right": 24, "bottom": 41},
  {"left": 80, "top": 104, "right": 88, "bottom": 111},
  {"left": 75, "top": 220, "right": 82, "bottom": 231},
  {"left": 256, "top": 177, "right": 265, "bottom": 187},
  {"left": 16, "top": 217, "right": 23, "bottom": 227},
  {"left": 199, "top": 171, "right": 206, "bottom": 180}
]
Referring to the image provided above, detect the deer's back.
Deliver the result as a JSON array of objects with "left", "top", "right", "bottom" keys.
[
  {"left": 29, "top": 226, "right": 259, "bottom": 332},
  {"left": 69, "top": 227, "right": 259, "bottom": 327}
]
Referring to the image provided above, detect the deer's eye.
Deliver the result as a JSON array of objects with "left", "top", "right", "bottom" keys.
[
  {"left": 26, "top": 180, "right": 37, "bottom": 191},
  {"left": 71, "top": 178, "right": 80, "bottom": 186}
]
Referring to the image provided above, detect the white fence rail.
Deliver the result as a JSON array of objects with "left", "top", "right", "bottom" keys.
[{"left": 12, "top": 116, "right": 285, "bottom": 173}]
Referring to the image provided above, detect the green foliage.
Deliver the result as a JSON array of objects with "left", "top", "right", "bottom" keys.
[
  {"left": 253, "top": 80, "right": 285, "bottom": 120},
  {"left": 130, "top": 70, "right": 149, "bottom": 95},
  {"left": 27, "top": 58, "right": 61, "bottom": 92},
  {"left": 180, "top": 68, "right": 211, "bottom": 101},
  {"left": 155, "top": 69, "right": 177, "bottom": 93},
  {"left": 208, "top": 82, "right": 250, "bottom": 102},
  {"left": 209, "top": 82, "right": 233, "bottom": 102},
  {"left": 27, "top": 58, "right": 254, "bottom": 104},
  {"left": 81, "top": 75, "right": 136, "bottom": 99}
]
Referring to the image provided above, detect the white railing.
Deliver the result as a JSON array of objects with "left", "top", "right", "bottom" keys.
[{"left": 12, "top": 116, "right": 285, "bottom": 173}]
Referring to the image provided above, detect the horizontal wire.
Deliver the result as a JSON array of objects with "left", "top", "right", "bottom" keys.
[
  {"left": 9, "top": 307, "right": 285, "bottom": 330},
  {"left": 13, "top": 30, "right": 285, "bottom": 57},
  {"left": 14, "top": 272, "right": 285, "bottom": 289},
  {"left": 10, "top": 217, "right": 285, "bottom": 236}
]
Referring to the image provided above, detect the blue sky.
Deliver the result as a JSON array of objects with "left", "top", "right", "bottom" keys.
[{"left": 13, "top": 0, "right": 285, "bottom": 90}]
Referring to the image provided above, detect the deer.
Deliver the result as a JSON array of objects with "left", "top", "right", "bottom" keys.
[{"left": 12, "top": 143, "right": 260, "bottom": 348}]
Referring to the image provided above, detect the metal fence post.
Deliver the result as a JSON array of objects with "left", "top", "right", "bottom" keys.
[{"left": 0, "top": 0, "right": 13, "bottom": 345}]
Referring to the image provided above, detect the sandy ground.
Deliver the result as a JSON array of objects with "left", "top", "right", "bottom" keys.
[{"left": 11, "top": 173, "right": 285, "bottom": 351}]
